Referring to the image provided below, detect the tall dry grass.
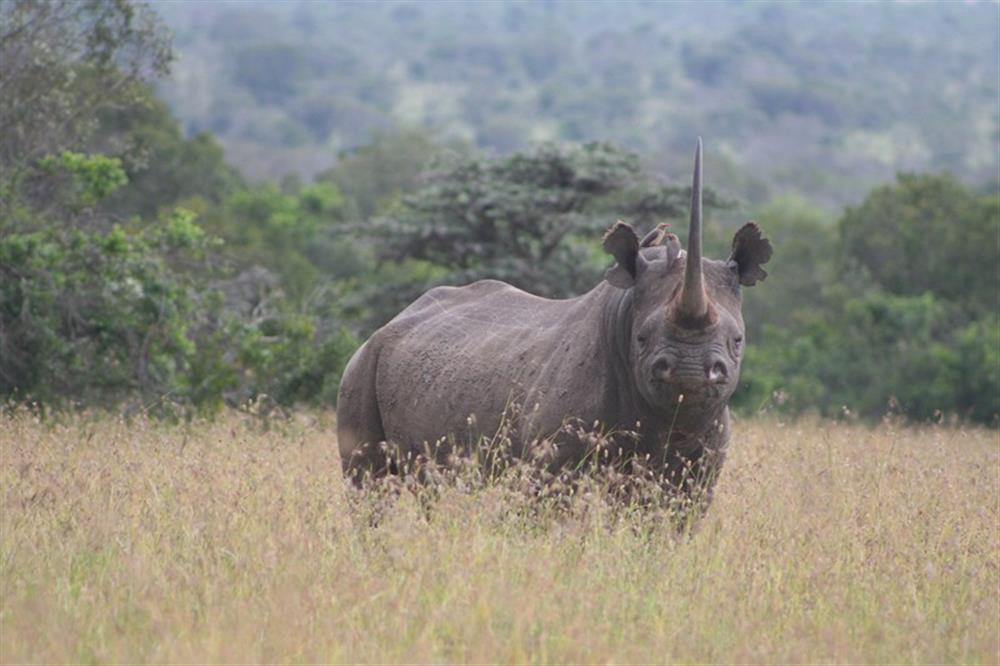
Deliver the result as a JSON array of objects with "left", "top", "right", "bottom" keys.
[{"left": 2, "top": 409, "right": 997, "bottom": 664}]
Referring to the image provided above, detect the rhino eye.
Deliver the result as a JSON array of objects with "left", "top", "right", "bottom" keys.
[{"left": 732, "top": 335, "right": 744, "bottom": 355}]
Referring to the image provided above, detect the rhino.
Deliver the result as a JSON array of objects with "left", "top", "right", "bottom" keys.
[{"left": 337, "top": 139, "right": 772, "bottom": 506}]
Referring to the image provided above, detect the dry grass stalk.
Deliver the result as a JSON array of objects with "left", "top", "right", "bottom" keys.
[{"left": 2, "top": 409, "right": 997, "bottom": 663}]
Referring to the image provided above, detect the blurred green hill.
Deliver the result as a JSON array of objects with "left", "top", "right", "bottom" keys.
[{"left": 158, "top": 1, "right": 998, "bottom": 207}]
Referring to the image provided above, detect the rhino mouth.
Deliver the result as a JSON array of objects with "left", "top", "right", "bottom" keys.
[{"left": 649, "top": 377, "right": 724, "bottom": 403}]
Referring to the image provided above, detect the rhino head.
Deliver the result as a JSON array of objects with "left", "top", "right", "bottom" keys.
[{"left": 602, "top": 139, "right": 772, "bottom": 433}]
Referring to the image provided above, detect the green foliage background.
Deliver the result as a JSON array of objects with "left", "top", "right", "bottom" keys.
[{"left": 1, "top": 0, "right": 996, "bottom": 424}]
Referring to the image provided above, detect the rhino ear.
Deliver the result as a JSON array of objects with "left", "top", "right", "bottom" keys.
[
  {"left": 729, "top": 222, "right": 773, "bottom": 286},
  {"left": 603, "top": 220, "right": 642, "bottom": 288}
]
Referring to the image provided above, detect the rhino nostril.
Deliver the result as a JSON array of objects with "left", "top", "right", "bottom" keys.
[
  {"left": 651, "top": 357, "right": 672, "bottom": 382},
  {"left": 707, "top": 361, "right": 728, "bottom": 382}
]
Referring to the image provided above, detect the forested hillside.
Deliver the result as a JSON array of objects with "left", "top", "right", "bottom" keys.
[
  {"left": 158, "top": 1, "right": 998, "bottom": 207},
  {"left": 1, "top": 0, "right": 997, "bottom": 424}
]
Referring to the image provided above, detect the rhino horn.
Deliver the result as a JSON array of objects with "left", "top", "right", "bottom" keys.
[{"left": 677, "top": 138, "right": 709, "bottom": 323}]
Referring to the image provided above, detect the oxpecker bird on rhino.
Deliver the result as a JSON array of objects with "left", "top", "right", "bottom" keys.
[{"left": 337, "top": 139, "right": 773, "bottom": 507}]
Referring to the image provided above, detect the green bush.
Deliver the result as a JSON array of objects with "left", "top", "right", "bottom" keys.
[
  {"left": 0, "top": 219, "right": 206, "bottom": 407},
  {"left": 0, "top": 148, "right": 360, "bottom": 414},
  {"left": 732, "top": 174, "right": 998, "bottom": 425}
]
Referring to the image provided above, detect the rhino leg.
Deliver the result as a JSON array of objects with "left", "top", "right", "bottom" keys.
[
  {"left": 336, "top": 341, "right": 392, "bottom": 487},
  {"left": 659, "top": 444, "right": 727, "bottom": 532}
]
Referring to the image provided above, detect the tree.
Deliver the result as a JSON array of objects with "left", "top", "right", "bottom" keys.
[
  {"left": 319, "top": 128, "right": 467, "bottom": 221},
  {"left": 94, "top": 89, "right": 243, "bottom": 219},
  {"left": 733, "top": 177, "right": 999, "bottom": 424},
  {"left": 740, "top": 195, "right": 836, "bottom": 341},
  {"left": 839, "top": 173, "right": 998, "bottom": 316},
  {"left": 199, "top": 182, "right": 360, "bottom": 302},
  {"left": 368, "top": 142, "right": 724, "bottom": 317},
  {"left": 0, "top": 159, "right": 211, "bottom": 407},
  {"left": 0, "top": 0, "right": 171, "bottom": 177},
  {"left": 0, "top": 1, "right": 362, "bottom": 413}
]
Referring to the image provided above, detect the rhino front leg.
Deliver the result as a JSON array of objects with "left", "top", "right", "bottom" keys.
[{"left": 661, "top": 444, "right": 728, "bottom": 529}]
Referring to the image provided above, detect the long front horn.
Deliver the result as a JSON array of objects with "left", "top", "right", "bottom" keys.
[{"left": 678, "top": 138, "right": 708, "bottom": 320}]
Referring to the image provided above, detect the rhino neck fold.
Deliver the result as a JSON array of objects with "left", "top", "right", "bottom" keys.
[{"left": 595, "top": 284, "right": 646, "bottom": 422}]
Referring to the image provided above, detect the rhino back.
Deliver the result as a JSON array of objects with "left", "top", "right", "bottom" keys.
[{"left": 371, "top": 280, "right": 610, "bottom": 453}]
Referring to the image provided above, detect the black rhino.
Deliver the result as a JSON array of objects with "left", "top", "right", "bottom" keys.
[{"left": 337, "top": 140, "right": 772, "bottom": 506}]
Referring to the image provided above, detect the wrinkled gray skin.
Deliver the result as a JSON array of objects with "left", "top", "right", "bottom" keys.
[{"left": 338, "top": 140, "right": 772, "bottom": 506}]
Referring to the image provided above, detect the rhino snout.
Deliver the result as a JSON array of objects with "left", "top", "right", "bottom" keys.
[{"left": 650, "top": 353, "right": 730, "bottom": 387}]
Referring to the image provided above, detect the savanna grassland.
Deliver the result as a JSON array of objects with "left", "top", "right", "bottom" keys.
[{"left": 2, "top": 411, "right": 997, "bottom": 664}]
